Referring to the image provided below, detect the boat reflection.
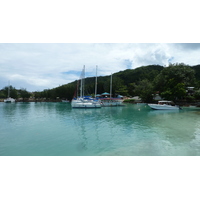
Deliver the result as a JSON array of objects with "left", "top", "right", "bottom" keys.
[{"left": 148, "top": 109, "right": 181, "bottom": 116}]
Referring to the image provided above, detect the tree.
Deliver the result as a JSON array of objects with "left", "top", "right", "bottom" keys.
[
  {"left": 0, "top": 90, "right": 6, "bottom": 98},
  {"left": 194, "top": 91, "right": 200, "bottom": 100},
  {"left": 115, "top": 85, "right": 129, "bottom": 96},
  {"left": 2, "top": 85, "right": 18, "bottom": 99},
  {"left": 161, "top": 82, "right": 186, "bottom": 101},
  {"left": 19, "top": 88, "right": 31, "bottom": 101},
  {"left": 128, "top": 83, "right": 136, "bottom": 97},
  {"left": 154, "top": 63, "right": 196, "bottom": 101},
  {"left": 134, "top": 79, "right": 154, "bottom": 102}
]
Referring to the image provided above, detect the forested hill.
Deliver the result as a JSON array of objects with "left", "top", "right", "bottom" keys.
[
  {"left": 113, "top": 65, "right": 164, "bottom": 84},
  {"left": 34, "top": 65, "right": 164, "bottom": 100},
  {"left": 31, "top": 64, "right": 200, "bottom": 100},
  {"left": 191, "top": 65, "right": 200, "bottom": 80},
  {"left": 2, "top": 64, "right": 200, "bottom": 101}
]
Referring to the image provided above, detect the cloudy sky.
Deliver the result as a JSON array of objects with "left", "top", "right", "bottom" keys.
[
  {"left": 1, "top": 1, "right": 200, "bottom": 92},
  {"left": 1, "top": 43, "right": 200, "bottom": 91}
]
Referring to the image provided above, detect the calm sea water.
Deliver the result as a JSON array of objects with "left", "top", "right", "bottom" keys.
[{"left": 1, "top": 102, "right": 200, "bottom": 156}]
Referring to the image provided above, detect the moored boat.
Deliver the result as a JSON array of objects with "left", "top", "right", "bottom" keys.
[
  {"left": 4, "top": 82, "right": 15, "bottom": 103},
  {"left": 148, "top": 101, "right": 181, "bottom": 110},
  {"left": 71, "top": 65, "right": 101, "bottom": 108},
  {"left": 99, "top": 73, "right": 124, "bottom": 107},
  {"left": 4, "top": 97, "right": 15, "bottom": 103},
  {"left": 71, "top": 97, "right": 101, "bottom": 108}
]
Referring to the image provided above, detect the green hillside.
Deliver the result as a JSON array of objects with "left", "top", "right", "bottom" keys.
[
  {"left": 35, "top": 65, "right": 165, "bottom": 100},
  {"left": 34, "top": 63, "right": 200, "bottom": 101},
  {"left": 2, "top": 63, "right": 200, "bottom": 102}
]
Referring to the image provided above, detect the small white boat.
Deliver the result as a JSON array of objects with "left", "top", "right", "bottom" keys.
[
  {"left": 71, "top": 98, "right": 101, "bottom": 108},
  {"left": 4, "top": 82, "right": 15, "bottom": 103},
  {"left": 4, "top": 97, "right": 15, "bottom": 103},
  {"left": 148, "top": 101, "right": 181, "bottom": 110}
]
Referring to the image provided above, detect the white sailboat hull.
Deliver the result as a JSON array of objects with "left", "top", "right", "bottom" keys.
[
  {"left": 71, "top": 66, "right": 102, "bottom": 109},
  {"left": 4, "top": 97, "right": 15, "bottom": 103},
  {"left": 71, "top": 99, "right": 101, "bottom": 108}
]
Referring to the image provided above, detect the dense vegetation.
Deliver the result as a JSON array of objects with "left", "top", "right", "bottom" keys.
[
  {"left": 0, "top": 86, "right": 31, "bottom": 101},
  {"left": 1, "top": 63, "right": 200, "bottom": 102}
]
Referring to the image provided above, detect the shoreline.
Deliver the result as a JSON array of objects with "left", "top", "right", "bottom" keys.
[
  {"left": 0, "top": 99, "right": 66, "bottom": 103},
  {"left": 1, "top": 99, "right": 200, "bottom": 107}
]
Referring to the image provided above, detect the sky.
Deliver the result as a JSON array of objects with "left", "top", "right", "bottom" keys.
[
  {"left": 1, "top": 1, "right": 200, "bottom": 92},
  {"left": 1, "top": 43, "right": 200, "bottom": 92}
]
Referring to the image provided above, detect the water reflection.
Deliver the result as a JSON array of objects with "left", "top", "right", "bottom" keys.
[
  {"left": 2, "top": 102, "right": 200, "bottom": 155},
  {"left": 71, "top": 108, "right": 102, "bottom": 153},
  {"left": 2, "top": 103, "right": 17, "bottom": 117}
]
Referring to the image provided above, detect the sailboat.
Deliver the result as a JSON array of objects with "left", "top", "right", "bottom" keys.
[
  {"left": 71, "top": 65, "right": 101, "bottom": 108},
  {"left": 100, "top": 73, "right": 123, "bottom": 107},
  {"left": 4, "top": 82, "right": 15, "bottom": 103}
]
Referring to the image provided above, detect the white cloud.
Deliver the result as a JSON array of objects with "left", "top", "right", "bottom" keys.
[{"left": 0, "top": 43, "right": 200, "bottom": 91}]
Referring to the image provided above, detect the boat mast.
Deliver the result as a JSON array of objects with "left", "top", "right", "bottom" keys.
[
  {"left": 80, "top": 67, "right": 83, "bottom": 98},
  {"left": 76, "top": 80, "right": 79, "bottom": 98},
  {"left": 95, "top": 65, "right": 98, "bottom": 98},
  {"left": 110, "top": 73, "right": 112, "bottom": 98},
  {"left": 83, "top": 65, "right": 85, "bottom": 98},
  {"left": 8, "top": 81, "right": 10, "bottom": 98}
]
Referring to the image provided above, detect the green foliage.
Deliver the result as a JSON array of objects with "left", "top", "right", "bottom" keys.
[
  {"left": 115, "top": 85, "right": 129, "bottom": 96},
  {"left": 2, "top": 63, "right": 200, "bottom": 102},
  {"left": 127, "top": 83, "right": 136, "bottom": 97},
  {"left": 155, "top": 63, "right": 196, "bottom": 90},
  {"left": 154, "top": 63, "right": 195, "bottom": 101},
  {"left": 115, "top": 65, "right": 163, "bottom": 85},
  {"left": 194, "top": 91, "right": 200, "bottom": 100},
  {"left": 134, "top": 79, "right": 154, "bottom": 102},
  {"left": 32, "top": 63, "right": 200, "bottom": 102},
  {"left": 0, "top": 90, "right": 6, "bottom": 98},
  {"left": 19, "top": 88, "right": 31, "bottom": 100},
  {"left": 191, "top": 65, "right": 200, "bottom": 80},
  {"left": 123, "top": 99, "right": 135, "bottom": 103},
  {"left": 2, "top": 86, "right": 18, "bottom": 98},
  {"left": 186, "top": 95, "right": 195, "bottom": 102}
]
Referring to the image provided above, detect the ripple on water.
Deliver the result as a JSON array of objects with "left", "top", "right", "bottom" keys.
[{"left": 1, "top": 103, "right": 200, "bottom": 155}]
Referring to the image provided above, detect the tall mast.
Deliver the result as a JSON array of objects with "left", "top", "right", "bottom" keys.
[
  {"left": 110, "top": 73, "right": 112, "bottom": 98},
  {"left": 80, "top": 65, "right": 85, "bottom": 98},
  {"left": 83, "top": 65, "right": 85, "bottom": 98},
  {"left": 80, "top": 75, "right": 82, "bottom": 98},
  {"left": 95, "top": 65, "right": 98, "bottom": 98},
  {"left": 80, "top": 66, "right": 83, "bottom": 98},
  {"left": 76, "top": 80, "right": 79, "bottom": 98},
  {"left": 8, "top": 81, "right": 10, "bottom": 98}
]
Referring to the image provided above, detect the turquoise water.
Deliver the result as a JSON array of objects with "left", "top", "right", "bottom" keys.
[{"left": 1, "top": 102, "right": 200, "bottom": 156}]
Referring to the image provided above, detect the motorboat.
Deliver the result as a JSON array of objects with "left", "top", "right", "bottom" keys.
[{"left": 148, "top": 101, "right": 181, "bottom": 110}]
